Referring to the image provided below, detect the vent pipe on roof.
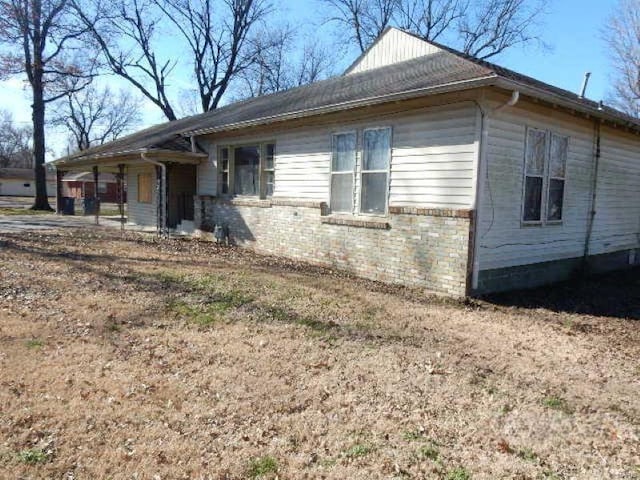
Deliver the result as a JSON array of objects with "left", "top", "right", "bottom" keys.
[{"left": 579, "top": 72, "right": 592, "bottom": 98}]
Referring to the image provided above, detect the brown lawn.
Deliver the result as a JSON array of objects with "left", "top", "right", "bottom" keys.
[{"left": 0, "top": 228, "right": 638, "bottom": 480}]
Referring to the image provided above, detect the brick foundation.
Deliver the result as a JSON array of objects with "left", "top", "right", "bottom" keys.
[{"left": 194, "top": 196, "right": 471, "bottom": 296}]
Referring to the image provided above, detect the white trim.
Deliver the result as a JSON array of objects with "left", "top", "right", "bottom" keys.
[
  {"left": 359, "top": 126, "right": 392, "bottom": 216},
  {"left": 329, "top": 131, "right": 357, "bottom": 214}
]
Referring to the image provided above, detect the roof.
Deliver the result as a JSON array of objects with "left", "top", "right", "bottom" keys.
[
  {"left": 62, "top": 172, "right": 118, "bottom": 182},
  {"left": 52, "top": 28, "right": 640, "bottom": 167}
]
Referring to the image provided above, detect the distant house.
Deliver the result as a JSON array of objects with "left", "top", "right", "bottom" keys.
[
  {"left": 0, "top": 168, "right": 56, "bottom": 197},
  {"left": 61, "top": 172, "right": 125, "bottom": 203},
  {"left": 52, "top": 28, "right": 640, "bottom": 296}
]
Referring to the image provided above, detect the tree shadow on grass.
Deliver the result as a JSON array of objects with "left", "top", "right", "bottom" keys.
[{"left": 481, "top": 267, "right": 640, "bottom": 320}]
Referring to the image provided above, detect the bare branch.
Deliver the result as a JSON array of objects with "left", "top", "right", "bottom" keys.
[
  {"left": 51, "top": 82, "right": 141, "bottom": 151},
  {"left": 604, "top": 0, "right": 640, "bottom": 117}
]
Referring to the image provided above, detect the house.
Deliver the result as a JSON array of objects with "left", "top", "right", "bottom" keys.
[
  {"left": 52, "top": 28, "right": 640, "bottom": 296},
  {"left": 0, "top": 167, "right": 56, "bottom": 197},
  {"left": 61, "top": 171, "right": 126, "bottom": 203}
]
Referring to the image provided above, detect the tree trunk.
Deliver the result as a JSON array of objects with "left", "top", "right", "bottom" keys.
[{"left": 31, "top": 68, "right": 53, "bottom": 211}]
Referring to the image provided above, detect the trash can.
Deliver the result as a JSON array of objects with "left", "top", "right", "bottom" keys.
[
  {"left": 83, "top": 197, "right": 100, "bottom": 216},
  {"left": 61, "top": 197, "right": 75, "bottom": 216}
]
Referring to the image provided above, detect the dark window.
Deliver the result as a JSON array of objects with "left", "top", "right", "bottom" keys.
[
  {"left": 220, "top": 147, "right": 229, "bottom": 194},
  {"left": 523, "top": 128, "right": 546, "bottom": 222},
  {"left": 234, "top": 146, "right": 260, "bottom": 196},
  {"left": 522, "top": 128, "right": 568, "bottom": 224}
]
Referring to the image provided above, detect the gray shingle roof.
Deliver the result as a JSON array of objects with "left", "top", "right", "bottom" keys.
[
  {"left": 53, "top": 51, "right": 496, "bottom": 164},
  {"left": 53, "top": 35, "right": 640, "bottom": 166}
]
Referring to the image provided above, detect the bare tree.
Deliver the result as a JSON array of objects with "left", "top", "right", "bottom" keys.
[
  {"left": 0, "top": 0, "right": 94, "bottom": 209},
  {"left": 458, "top": 0, "right": 547, "bottom": 59},
  {"left": 236, "top": 27, "right": 333, "bottom": 98},
  {"left": 604, "top": 0, "right": 640, "bottom": 117},
  {"left": 0, "top": 111, "right": 33, "bottom": 168},
  {"left": 322, "top": 0, "right": 547, "bottom": 59},
  {"left": 396, "top": 0, "right": 465, "bottom": 43},
  {"left": 75, "top": 0, "right": 271, "bottom": 120},
  {"left": 323, "top": 0, "right": 397, "bottom": 53},
  {"left": 53, "top": 83, "right": 141, "bottom": 151}
]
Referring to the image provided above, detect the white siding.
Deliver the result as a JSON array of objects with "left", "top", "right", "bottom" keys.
[
  {"left": 346, "top": 28, "right": 442, "bottom": 75},
  {"left": 197, "top": 139, "right": 217, "bottom": 195},
  {"left": 127, "top": 165, "right": 157, "bottom": 227},
  {"left": 477, "top": 102, "right": 640, "bottom": 272},
  {"left": 203, "top": 102, "right": 478, "bottom": 209},
  {"left": 0, "top": 179, "right": 55, "bottom": 196},
  {"left": 589, "top": 127, "right": 640, "bottom": 255}
]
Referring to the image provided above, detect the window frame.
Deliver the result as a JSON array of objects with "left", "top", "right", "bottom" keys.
[
  {"left": 359, "top": 126, "right": 392, "bottom": 216},
  {"left": 329, "top": 130, "right": 358, "bottom": 214},
  {"left": 218, "top": 141, "right": 276, "bottom": 199},
  {"left": 219, "top": 146, "right": 230, "bottom": 195},
  {"left": 521, "top": 127, "right": 569, "bottom": 227},
  {"left": 262, "top": 143, "right": 276, "bottom": 198}
]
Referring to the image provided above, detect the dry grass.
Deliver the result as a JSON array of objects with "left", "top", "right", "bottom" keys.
[{"left": 0, "top": 228, "right": 638, "bottom": 480}]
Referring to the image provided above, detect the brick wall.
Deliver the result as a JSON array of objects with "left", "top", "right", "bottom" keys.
[{"left": 194, "top": 196, "right": 471, "bottom": 296}]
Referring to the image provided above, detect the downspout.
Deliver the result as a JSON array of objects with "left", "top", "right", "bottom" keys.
[
  {"left": 583, "top": 119, "right": 602, "bottom": 269},
  {"left": 140, "top": 153, "right": 167, "bottom": 237},
  {"left": 469, "top": 90, "right": 520, "bottom": 295}
]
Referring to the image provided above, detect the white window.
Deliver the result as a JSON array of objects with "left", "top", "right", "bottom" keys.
[
  {"left": 330, "top": 132, "right": 356, "bottom": 213},
  {"left": 361, "top": 128, "right": 391, "bottom": 214},
  {"left": 263, "top": 144, "right": 275, "bottom": 197},
  {"left": 522, "top": 128, "right": 568, "bottom": 224},
  {"left": 219, "top": 142, "right": 275, "bottom": 198},
  {"left": 330, "top": 127, "right": 391, "bottom": 215}
]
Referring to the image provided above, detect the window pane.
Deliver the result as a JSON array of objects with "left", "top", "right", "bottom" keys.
[
  {"left": 363, "top": 128, "right": 391, "bottom": 170},
  {"left": 526, "top": 129, "right": 546, "bottom": 175},
  {"left": 550, "top": 134, "right": 568, "bottom": 178},
  {"left": 523, "top": 176, "right": 543, "bottom": 221},
  {"left": 330, "top": 173, "right": 353, "bottom": 212},
  {"left": 265, "top": 171, "right": 274, "bottom": 197},
  {"left": 547, "top": 178, "right": 564, "bottom": 221},
  {"left": 265, "top": 144, "right": 275, "bottom": 170},
  {"left": 361, "top": 172, "right": 388, "bottom": 214},
  {"left": 234, "top": 146, "right": 260, "bottom": 195},
  {"left": 332, "top": 133, "right": 356, "bottom": 172}
]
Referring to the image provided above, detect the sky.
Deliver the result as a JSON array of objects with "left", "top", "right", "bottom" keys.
[{"left": 0, "top": 0, "right": 619, "bottom": 160}]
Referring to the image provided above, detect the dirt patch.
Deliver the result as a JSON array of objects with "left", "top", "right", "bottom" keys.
[{"left": 0, "top": 228, "right": 638, "bottom": 479}]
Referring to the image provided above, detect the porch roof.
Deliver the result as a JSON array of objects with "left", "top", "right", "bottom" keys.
[{"left": 54, "top": 148, "right": 206, "bottom": 173}]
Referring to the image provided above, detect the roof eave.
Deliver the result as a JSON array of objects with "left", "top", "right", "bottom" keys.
[
  {"left": 495, "top": 78, "right": 640, "bottom": 133},
  {"left": 181, "top": 75, "right": 498, "bottom": 137},
  {"left": 52, "top": 148, "right": 207, "bottom": 168}
]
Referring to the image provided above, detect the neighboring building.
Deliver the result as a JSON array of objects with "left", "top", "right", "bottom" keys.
[
  {"left": 61, "top": 172, "right": 126, "bottom": 203},
  {"left": 52, "top": 28, "right": 640, "bottom": 296},
  {"left": 0, "top": 168, "right": 56, "bottom": 197}
]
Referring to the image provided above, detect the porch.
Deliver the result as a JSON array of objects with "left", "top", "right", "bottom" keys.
[{"left": 53, "top": 149, "right": 207, "bottom": 235}]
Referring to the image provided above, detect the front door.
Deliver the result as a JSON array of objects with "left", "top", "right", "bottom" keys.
[{"left": 167, "top": 164, "right": 197, "bottom": 229}]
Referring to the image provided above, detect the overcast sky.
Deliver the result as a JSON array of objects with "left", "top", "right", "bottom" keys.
[{"left": 0, "top": 0, "right": 618, "bottom": 160}]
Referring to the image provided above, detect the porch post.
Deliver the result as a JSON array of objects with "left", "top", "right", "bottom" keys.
[
  {"left": 93, "top": 166, "right": 99, "bottom": 225},
  {"left": 55, "top": 169, "right": 65, "bottom": 214},
  {"left": 117, "top": 164, "right": 125, "bottom": 232}
]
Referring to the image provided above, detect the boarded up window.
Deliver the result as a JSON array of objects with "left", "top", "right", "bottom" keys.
[
  {"left": 330, "top": 132, "right": 356, "bottom": 213},
  {"left": 138, "top": 173, "right": 152, "bottom": 204},
  {"left": 361, "top": 128, "right": 391, "bottom": 214}
]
